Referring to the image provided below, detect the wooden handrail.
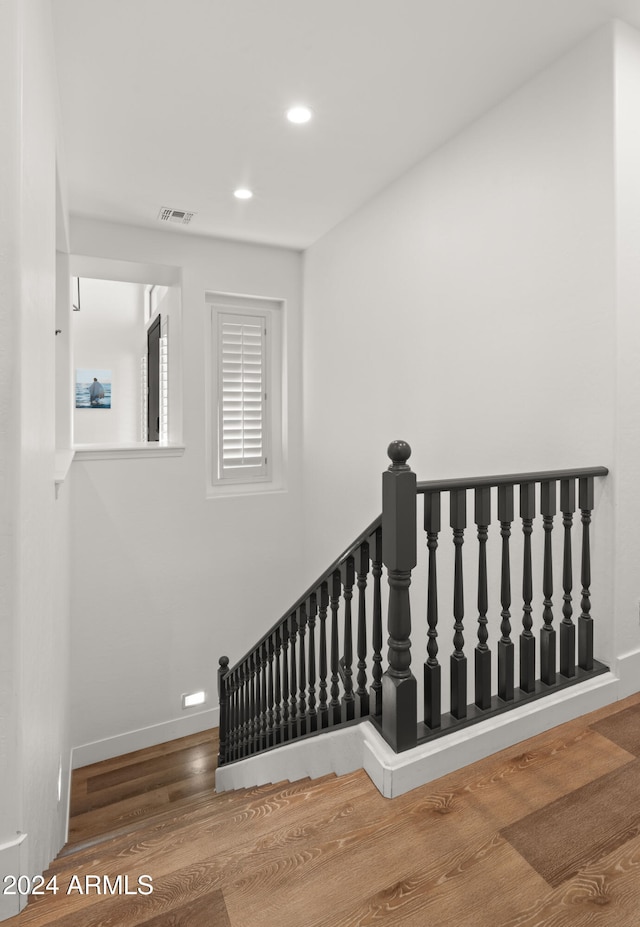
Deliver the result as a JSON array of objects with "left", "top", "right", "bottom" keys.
[{"left": 416, "top": 466, "right": 608, "bottom": 494}]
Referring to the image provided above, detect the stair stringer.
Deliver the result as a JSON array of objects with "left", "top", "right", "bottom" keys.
[{"left": 215, "top": 672, "right": 619, "bottom": 798}]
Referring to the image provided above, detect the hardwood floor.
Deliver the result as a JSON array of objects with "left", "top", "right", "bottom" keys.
[{"left": 9, "top": 692, "right": 640, "bottom": 926}]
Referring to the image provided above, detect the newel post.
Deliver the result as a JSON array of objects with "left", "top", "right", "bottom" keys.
[
  {"left": 382, "top": 440, "right": 417, "bottom": 752},
  {"left": 217, "top": 655, "right": 230, "bottom": 766}
]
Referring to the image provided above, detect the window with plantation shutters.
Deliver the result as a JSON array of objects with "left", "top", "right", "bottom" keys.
[
  {"left": 207, "top": 292, "right": 283, "bottom": 494},
  {"left": 218, "top": 311, "right": 268, "bottom": 479}
]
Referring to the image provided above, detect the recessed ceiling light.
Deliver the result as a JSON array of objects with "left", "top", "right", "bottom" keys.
[
  {"left": 286, "top": 105, "right": 312, "bottom": 125},
  {"left": 234, "top": 188, "right": 253, "bottom": 200}
]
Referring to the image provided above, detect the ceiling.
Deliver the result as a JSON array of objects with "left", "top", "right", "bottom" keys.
[{"left": 51, "top": 0, "right": 640, "bottom": 251}]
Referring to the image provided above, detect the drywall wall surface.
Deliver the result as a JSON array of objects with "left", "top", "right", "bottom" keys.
[
  {"left": 72, "top": 278, "right": 146, "bottom": 444},
  {"left": 68, "top": 219, "right": 303, "bottom": 757},
  {"left": 0, "top": 0, "right": 72, "bottom": 915},
  {"left": 612, "top": 22, "right": 640, "bottom": 671},
  {"left": 18, "top": 0, "right": 72, "bottom": 880},
  {"left": 301, "top": 26, "right": 617, "bottom": 706},
  {"left": 0, "top": 0, "right": 25, "bottom": 876}
]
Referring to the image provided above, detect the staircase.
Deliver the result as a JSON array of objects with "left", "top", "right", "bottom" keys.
[
  {"left": 13, "top": 729, "right": 363, "bottom": 927},
  {"left": 217, "top": 440, "right": 613, "bottom": 795}
]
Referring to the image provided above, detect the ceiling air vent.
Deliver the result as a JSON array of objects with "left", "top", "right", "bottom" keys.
[{"left": 157, "top": 207, "right": 195, "bottom": 225}]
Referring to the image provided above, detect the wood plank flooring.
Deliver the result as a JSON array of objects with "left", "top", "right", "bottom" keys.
[{"left": 8, "top": 692, "right": 640, "bottom": 926}]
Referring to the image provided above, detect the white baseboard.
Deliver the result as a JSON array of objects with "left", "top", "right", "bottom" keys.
[
  {"left": 72, "top": 707, "right": 219, "bottom": 769},
  {"left": 216, "top": 672, "right": 623, "bottom": 799},
  {"left": 615, "top": 648, "right": 640, "bottom": 699},
  {"left": 363, "top": 671, "right": 619, "bottom": 797},
  {"left": 0, "top": 833, "right": 27, "bottom": 921}
]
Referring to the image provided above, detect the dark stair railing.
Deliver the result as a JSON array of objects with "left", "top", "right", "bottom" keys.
[
  {"left": 217, "top": 515, "right": 384, "bottom": 765},
  {"left": 217, "top": 441, "right": 608, "bottom": 766}
]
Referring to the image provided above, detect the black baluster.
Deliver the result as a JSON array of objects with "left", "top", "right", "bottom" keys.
[
  {"left": 289, "top": 612, "right": 298, "bottom": 738},
  {"left": 520, "top": 483, "right": 536, "bottom": 693},
  {"left": 248, "top": 653, "right": 257, "bottom": 754},
  {"left": 560, "top": 479, "right": 576, "bottom": 678},
  {"left": 241, "top": 661, "right": 250, "bottom": 757},
  {"left": 274, "top": 628, "right": 282, "bottom": 745},
  {"left": 341, "top": 556, "right": 355, "bottom": 722},
  {"left": 579, "top": 476, "right": 594, "bottom": 670},
  {"left": 475, "top": 486, "right": 491, "bottom": 710},
  {"left": 281, "top": 621, "right": 290, "bottom": 741},
  {"left": 318, "top": 582, "right": 330, "bottom": 728},
  {"left": 258, "top": 642, "right": 268, "bottom": 751},
  {"left": 369, "top": 527, "right": 383, "bottom": 717},
  {"left": 329, "top": 570, "right": 342, "bottom": 725},
  {"left": 424, "top": 491, "right": 441, "bottom": 729},
  {"left": 236, "top": 667, "right": 243, "bottom": 758},
  {"left": 298, "top": 604, "right": 307, "bottom": 735},
  {"left": 355, "top": 542, "right": 370, "bottom": 718},
  {"left": 244, "top": 657, "right": 252, "bottom": 757},
  {"left": 225, "top": 665, "right": 233, "bottom": 763},
  {"left": 253, "top": 652, "right": 261, "bottom": 753},
  {"left": 540, "top": 481, "right": 556, "bottom": 686},
  {"left": 450, "top": 489, "right": 467, "bottom": 720},
  {"left": 232, "top": 666, "right": 240, "bottom": 759},
  {"left": 382, "top": 440, "right": 417, "bottom": 752},
  {"left": 217, "top": 656, "right": 229, "bottom": 765},
  {"left": 307, "top": 593, "right": 318, "bottom": 732},
  {"left": 498, "top": 485, "right": 514, "bottom": 701},
  {"left": 356, "top": 541, "right": 369, "bottom": 718},
  {"left": 238, "top": 666, "right": 245, "bottom": 758},
  {"left": 227, "top": 667, "right": 235, "bottom": 762},
  {"left": 230, "top": 666, "right": 239, "bottom": 761},
  {"left": 238, "top": 665, "right": 245, "bottom": 758},
  {"left": 248, "top": 661, "right": 254, "bottom": 754},
  {"left": 234, "top": 664, "right": 242, "bottom": 758},
  {"left": 252, "top": 651, "right": 260, "bottom": 753},
  {"left": 266, "top": 635, "right": 275, "bottom": 747}
]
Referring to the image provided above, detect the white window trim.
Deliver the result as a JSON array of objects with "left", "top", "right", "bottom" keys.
[
  {"left": 140, "top": 352, "right": 148, "bottom": 442},
  {"left": 69, "top": 255, "right": 183, "bottom": 451},
  {"left": 160, "top": 315, "right": 169, "bottom": 444},
  {"left": 206, "top": 292, "right": 285, "bottom": 497}
]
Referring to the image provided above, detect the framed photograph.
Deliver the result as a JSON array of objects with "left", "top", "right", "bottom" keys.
[{"left": 75, "top": 368, "right": 112, "bottom": 409}]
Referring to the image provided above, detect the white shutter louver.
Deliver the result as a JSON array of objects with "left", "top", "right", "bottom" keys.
[{"left": 218, "top": 312, "right": 267, "bottom": 478}]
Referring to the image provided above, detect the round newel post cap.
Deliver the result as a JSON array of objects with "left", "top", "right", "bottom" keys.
[
  {"left": 387, "top": 440, "right": 412, "bottom": 471},
  {"left": 219, "top": 655, "right": 230, "bottom": 669}
]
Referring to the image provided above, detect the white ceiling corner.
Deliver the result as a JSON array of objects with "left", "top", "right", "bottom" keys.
[{"left": 51, "top": 0, "right": 640, "bottom": 251}]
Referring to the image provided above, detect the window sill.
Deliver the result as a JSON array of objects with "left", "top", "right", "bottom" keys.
[
  {"left": 55, "top": 448, "right": 76, "bottom": 485},
  {"left": 72, "top": 443, "right": 186, "bottom": 461},
  {"left": 206, "top": 482, "right": 286, "bottom": 500}
]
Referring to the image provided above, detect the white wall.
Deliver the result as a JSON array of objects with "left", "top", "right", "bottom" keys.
[
  {"left": 0, "top": 0, "right": 25, "bottom": 898},
  {"left": 68, "top": 219, "right": 303, "bottom": 762},
  {"left": 0, "top": 0, "right": 71, "bottom": 917},
  {"left": 612, "top": 22, "right": 640, "bottom": 689},
  {"left": 302, "top": 27, "right": 620, "bottom": 708},
  {"left": 73, "top": 278, "right": 146, "bottom": 445}
]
